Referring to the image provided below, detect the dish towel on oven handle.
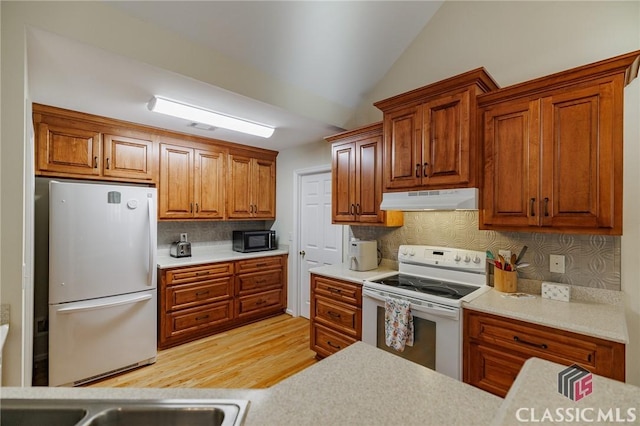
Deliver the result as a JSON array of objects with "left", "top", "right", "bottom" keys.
[{"left": 384, "top": 296, "right": 414, "bottom": 352}]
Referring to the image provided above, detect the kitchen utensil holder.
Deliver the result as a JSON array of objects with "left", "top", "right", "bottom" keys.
[{"left": 494, "top": 268, "right": 518, "bottom": 293}]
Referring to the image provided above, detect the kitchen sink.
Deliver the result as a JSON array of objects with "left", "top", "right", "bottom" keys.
[{"left": 0, "top": 399, "right": 249, "bottom": 426}]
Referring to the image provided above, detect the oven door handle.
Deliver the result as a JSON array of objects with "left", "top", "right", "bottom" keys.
[{"left": 362, "top": 288, "right": 459, "bottom": 319}]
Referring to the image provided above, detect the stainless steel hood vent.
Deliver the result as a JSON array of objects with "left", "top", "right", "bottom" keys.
[{"left": 380, "top": 188, "right": 478, "bottom": 211}]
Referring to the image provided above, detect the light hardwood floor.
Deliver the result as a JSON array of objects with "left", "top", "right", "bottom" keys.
[{"left": 88, "top": 314, "right": 317, "bottom": 389}]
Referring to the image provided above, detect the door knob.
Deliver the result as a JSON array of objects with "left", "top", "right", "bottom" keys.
[{"left": 299, "top": 250, "right": 306, "bottom": 256}]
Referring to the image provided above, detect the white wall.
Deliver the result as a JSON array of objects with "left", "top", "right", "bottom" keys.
[
  {"left": 272, "top": 140, "right": 332, "bottom": 309},
  {"left": 351, "top": 0, "right": 640, "bottom": 385}
]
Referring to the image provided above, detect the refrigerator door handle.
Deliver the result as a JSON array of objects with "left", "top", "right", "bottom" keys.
[
  {"left": 147, "top": 195, "right": 156, "bottom": 286},
  {"left": 57, "top": 293, "right": 153, "bottom": 314}
]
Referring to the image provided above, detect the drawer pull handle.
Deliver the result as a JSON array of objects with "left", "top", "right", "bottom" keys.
[
  {"left": 513, "top": 335, "right": 547, "bottom": 350},
  {"left": 256, "top": 263, "right": 267, "bottom": 267},
  {"left": 196, "top": 271, "right": 211, "bottom": 276},
  {"left": 328, "top": 287, "right": 342, "bottom": 294},
  {"left": 256, "top": 299, "right": 267, "bottom": 306},
  {"left": 255, "top": 279, "right": 267, "bottom": 284},
  {"left": 415, "top": 163, "right": 421, "bottom": 178},
  {"left": 195, "top": 315, "right": 210, "bottom": 321},
  {"left": 423, "top": 162, "right": 429, "bottom": 177},
  {"left": 327, "top": 341, "right": 341, "bottom": 349},
  {"left": 94, "top": 156, "right": 99, "bottom": 169},
  {"left": 327, "top": 311, "right": 341, "bottom": 319},
  {"left": 195, "top": 290, "right": 209, "bottom": 296}
]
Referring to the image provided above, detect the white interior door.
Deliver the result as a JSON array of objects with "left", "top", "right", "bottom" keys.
[{"left": 299, "top": 172, "right": 343, "bottom": 318}]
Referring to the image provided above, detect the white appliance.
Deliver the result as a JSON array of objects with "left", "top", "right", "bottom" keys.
[
  {"left": 48, "top": 181, "right": 157, "bottom": 386},
  {"left": 379, "top": 188, "right": 478, "bottom": 211},
  {"left": 362, "top": 245, "right": 488, "bottom": 381},
  {"left": 348, "top": 240, "right": 378, "bottom": 271}
]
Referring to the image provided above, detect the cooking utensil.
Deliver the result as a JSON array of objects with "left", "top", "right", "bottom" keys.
[
  {"left": 486, "top": 250, "right": 495, "bottom": 260},
  {"left": 510, "top": 253, "right": 517, "bottom": 266},
  {"left": 515, "top": 246, "right": 528, "bottom": 264}
]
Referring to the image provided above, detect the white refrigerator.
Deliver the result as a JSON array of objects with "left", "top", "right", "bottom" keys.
[{"left": 48, "top": 181, "right": 157, "bottom": 386}]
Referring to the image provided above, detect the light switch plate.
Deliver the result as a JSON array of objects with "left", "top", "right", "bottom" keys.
[{"left": 541, "top": 282, "right": 571, "bottom": 302}]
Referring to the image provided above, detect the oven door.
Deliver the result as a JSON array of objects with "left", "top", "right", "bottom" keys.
[{"left": 362, "top": 287, "right": 463, "bottom": 380}]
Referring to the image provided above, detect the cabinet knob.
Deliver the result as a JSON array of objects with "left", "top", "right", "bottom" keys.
[{"left": 299, "top": 250, "right": 306, "bottom": 256}]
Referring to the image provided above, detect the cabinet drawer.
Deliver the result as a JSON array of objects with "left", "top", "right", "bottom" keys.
[
  {"left": 465, "top": 341, "right": 525, "bottom": 397},
  {"left": 312, "top": 323, "right": 357, "bottom": 358},
  {"left": 166, "top": 263, "right": 233, "bottom": 285},
  {"left": 166, "top": 300, "right": 233, "bottom": 337},
  {"left": 236, "top": 270, "right": 282, "bottom": 295},
  {"left": 313, "top": 296, "right": 360, "bottom": 337},
  {"left": 235, "top": 256, "right": 283, "bottom": 274},
  {"left": 466, "top": 310, "right": 597, "bottom": 367},
  {"left": 312, "top": 275, "right": 361, "bottom": 307},
  {"left": 236, "top": 289, "right": 283, "bottom": 318},
  {"left": 166, "top": 277, "right": 233, "bottom": 311}
]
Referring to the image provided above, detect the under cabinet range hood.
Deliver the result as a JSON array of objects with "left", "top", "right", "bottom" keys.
[{"left": 380, "top": 188, "right": 479, "bottom": 211}]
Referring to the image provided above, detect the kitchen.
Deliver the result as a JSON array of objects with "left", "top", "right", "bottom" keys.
[{"left": 2, "top": 0, "right": 640, "bottom": 424}]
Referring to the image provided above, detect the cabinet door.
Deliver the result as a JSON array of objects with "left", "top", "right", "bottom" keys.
[
  {"left": 539, "top": 79, "right": 620, "bottom": 231},
  {"left": 227, "top": 154, "right": 253, "bottom": 219},
  {"left": 423, "top": 90, "right": 471, "bottom": 187},
  {"left": 36, "top": 122, "right": 101, "bottom": 176},
  {"left": 383, "top": 104, "right": 423, "bottom": 190},
  {"left": 252, "top": 157, "right": 276, "bottom": 219},
  {"left": 194, "top": 149, "right": 225, "bottom": 219},
  {"left": 103, "top": 134, "right": 154, "bottom": 181},
  {"left": 159, "top": 144, "right": 194, "bottom": 219},
  {"left": 480, "top": 99, "right": 541, "bottom": 228},
  {"left": 331, "top": 142, "right": 356, "bottom": 222},
  {"left": 355, "top": 136, "right": 384, "bottom": 223}
]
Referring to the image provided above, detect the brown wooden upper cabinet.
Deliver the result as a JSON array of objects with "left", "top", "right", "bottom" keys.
[
  {"left": 326, "top": 123, "right": 402, "bottom": 226},
  {"left": 34, "top": 104, "right": 155, "bottom": 183},
  {"left": 227, "top": 152, "right": 276, "bottom": 219},
  {"left": 374, "top": 68, "right": 499, "bottom": 192},
  {"left": 158, "top": 140, "right": 226, "bottom": 220},
  {"left": 478, "top": 51, "right": 640, "bottom": 235}
]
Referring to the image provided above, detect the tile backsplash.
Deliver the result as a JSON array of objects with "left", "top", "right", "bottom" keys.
[
  {"left": 350, "top": 211, "right": 620, "bottom": 291},
  {"left": 158, "top": 221, "right": 270, "bottom": 248}
]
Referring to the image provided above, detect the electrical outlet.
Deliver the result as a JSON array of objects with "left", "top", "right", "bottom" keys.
[
  {"left": 498, "top": 249, "right": 512, "bottom": 260},
  {"left": 550, "top": 254, "right": 565, "bottom": 273},
  {"left": 180, "top": 233, "right": 188, "bottom": 242},
  {"left": 542, "top": 282, "right": 571, "bottom": 302}
]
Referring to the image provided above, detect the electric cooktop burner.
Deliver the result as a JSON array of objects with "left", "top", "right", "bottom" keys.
[{"left": 371, "top": 274, "right": 479, "bottom": 300}]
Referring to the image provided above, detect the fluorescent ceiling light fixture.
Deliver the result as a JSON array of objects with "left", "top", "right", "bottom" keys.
[{"left": 148, "top": 96, "right": 275, "bottom": 138}]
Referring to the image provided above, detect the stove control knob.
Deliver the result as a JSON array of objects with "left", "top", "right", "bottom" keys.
[
  {"left": 408, "top": 249, "right": 415, "bottom": 256},
  {"left": 464, "top": 255, "right": 471, "bottom": 263},
  {"left": 401, "top": 248, "right": 408, "bottom": 256},
  {"left": 473, "top": 255, "right": 481, "bottom": 264},
  {"left": 454, "top": 254, "right": 462, "bottom": 262}
]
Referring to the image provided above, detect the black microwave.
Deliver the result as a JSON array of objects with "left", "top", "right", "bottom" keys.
[{"left": 233, "top": 230, "right": 277, "bottom": 253}]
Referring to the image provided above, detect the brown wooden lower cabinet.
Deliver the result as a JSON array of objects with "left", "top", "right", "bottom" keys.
[
  {"left": 310, "top": 274, "right": 362, "bottom": 359},
  {"left": 463, "top": 309, "right": 625, "bottom": 397},
  {"left": 159, "top": 254, "right": 287, "bottom": 349}
]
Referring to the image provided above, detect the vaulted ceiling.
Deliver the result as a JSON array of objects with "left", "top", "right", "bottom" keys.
[{"left": 27, "top": 1, "right": 443, "bottom": 151}]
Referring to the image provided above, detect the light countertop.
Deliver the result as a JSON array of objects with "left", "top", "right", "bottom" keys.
[
  {"left": 308, "top": 261, "right": 397, "bottom": 284},
  {"left": 4, "top": 342, "right": 638, "bottom": 425},
  {"left": 2, "top": 342, "right": 500, "bottom": 426},
  {"left": 492, "top": 357, "right": 640, "bottom": 425},
  {"left": 463, "top": 288, "right": 628, "bottom": 343},
  {"left": 157, "top": 245, "right": 289, "bottom": 269}
]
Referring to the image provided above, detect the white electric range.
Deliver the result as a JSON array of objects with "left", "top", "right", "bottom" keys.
[{"left": 362, "top": 245, "right": 488, "bottom": 380}]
